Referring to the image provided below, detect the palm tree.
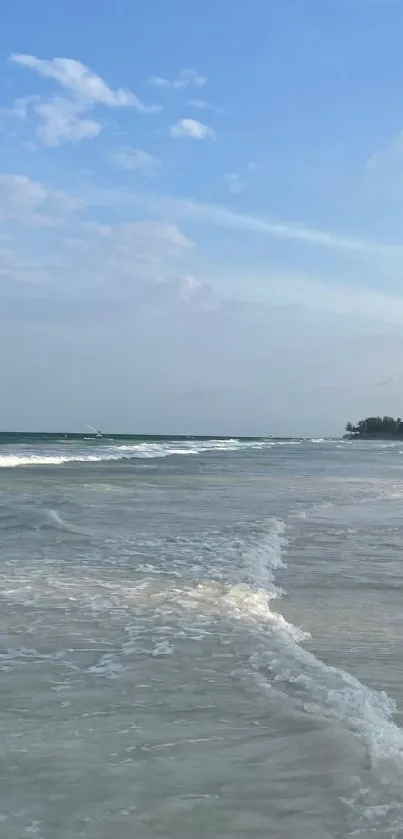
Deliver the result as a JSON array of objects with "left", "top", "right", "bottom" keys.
[{"left": 345, "top": 416, "right": 403, "bottom": 436}]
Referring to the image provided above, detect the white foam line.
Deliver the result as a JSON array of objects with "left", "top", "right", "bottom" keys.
[
  {"left": 0, "top": 438, "right": 274, "bottom": 468},
  {"left": 244, "top": 520, "right": 403, "bottom": 767},
  {"left": 0, "top": 436, "right": 341, "bottom": 469}
]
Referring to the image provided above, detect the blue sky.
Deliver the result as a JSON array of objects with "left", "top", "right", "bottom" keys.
[{"left": 2, "top": 0, "right": 403, "bottom": 434}]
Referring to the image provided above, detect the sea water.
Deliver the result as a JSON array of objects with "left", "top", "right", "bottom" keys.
[{"left": 1, "top": 434, "right": 403, "bottom": 838}]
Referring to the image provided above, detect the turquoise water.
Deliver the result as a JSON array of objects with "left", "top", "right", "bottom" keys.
[{"left": 1, "top": 435, "right": 403, "bottom": 837}]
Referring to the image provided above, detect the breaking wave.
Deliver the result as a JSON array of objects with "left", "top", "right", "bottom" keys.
[
  {"left": 0, "top": 438, "right": 271, "bottom": 468},
  {"left": 0, "top": 436, "right": 342, "bottom": 469}
]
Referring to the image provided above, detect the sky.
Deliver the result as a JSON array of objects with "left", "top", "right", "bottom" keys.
[{"left": 2, "top": 0, "right": 403, "bottom": 435}]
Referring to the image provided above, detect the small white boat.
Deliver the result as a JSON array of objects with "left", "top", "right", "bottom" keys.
[{"left": 85, "top": 424, "right": 104, "bottom": 439}]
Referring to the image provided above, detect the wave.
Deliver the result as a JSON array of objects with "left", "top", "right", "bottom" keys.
[
  {"left": 4, "top": 502, "right": 402, "bottom": 830},
  {"left": 237, "top": 522, "right": 403, "bottom": 774},
  {"left": 0, "top": 453, "right": 108, "bottom": 468},
  {"left": 80, "top": 514, "right": 403, "bottom": 778},
  {"left": 79, "top": 513, "right": 403, "bottom": 776},
  {"left": 0, "top": 436, "right": 345, "bottom": 469},
  {"left": 0, "top": 435, "right": 345, "bottom": 469},
  {"left": 0, "top": 438, "right": 272, "bottom": 468}
]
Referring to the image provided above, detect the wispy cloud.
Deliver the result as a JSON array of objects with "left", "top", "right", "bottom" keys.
[
  {"left": 109, "top": 146, "right": 161, "bottom": 175},
  {"left": 224, "top": 173, "right": 246, "bottom": 194},
  {"left": 188, "top": 98, "right": 221, "bottom": 113},
  {"left": 7, "top": 95, "right": 39, "bottom": 119},
  {"left": 0, "top": 173, "right": 82, "bottom": 227},
  {"left": 73, "top": 184, "right": 403, "bottom": 259},
  {"left": 0, "top": 244, "right": 47, "bottom": 284},
  {"left": 8, "top": 54, "right": 161, "bottom": 146},
  {"left": 366, "top": 132, "right": 403, "bottom": 172},
  {"left": 178, "top": 199, "right": 403, "bottom": 257},
  {"left": 54, "top": 220, "right": 197, "bottom": 302},
  {"left": 259, "top": 272, "right": 403, "bottom": 325},
  {"left": 34, "top": 97, "right": 102, "bottom": 146},
  {"left": 10, "top": 54, "right": 160, "bottom": 112},
  {"left": 84, "top": 218, "right": 194, "bottom": 256},
  {"left": 149, "top": 68, "right": 206, "bottom": 90},
  {"left": 0, "top": 175, "right": 198, "bottom": 301},
  {"left": 170, "top": 118, "right": 215, "bottom": 140}
]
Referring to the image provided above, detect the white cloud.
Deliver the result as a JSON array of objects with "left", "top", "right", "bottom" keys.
[
  {"left": 34, "top": 97, "right": 101, "bottom": 146},
  {"left": 170, "top": 118, "right": 215, "bottom": 140},
  {"left": 149, "top": 76, "right": 171, "bottom": 89},
  {"left": 0, "top": 173, "right": 82, "bottom": 227},
  {"left": 179, "top": 275, "right": 202, "bottom": 301},
  {"left": 82, "top": 219, "right": 193, "bottom": 250},
  {"left": 176, "top": 69, "right": 206, "bottom": 89},
  {"left": 9, "top": 95, "right": 40, "bottom": 119},
  {"left": 150, "top": 68, "right": 206, "bottom": 90},
  {"left": 109, "top": 146, "right": 161, "bottom": 175},
  {"left": 177, "top": 275, "right": 217, "bottom": 309},
  {"left": 224, "top": 173, "right": 246, "bottom": 194},
  {"left": 8, "top": 54, "right": 161, "bottom": 146},
  {"left": 10, "top": 54, "right": 159, "bottom": 112}
]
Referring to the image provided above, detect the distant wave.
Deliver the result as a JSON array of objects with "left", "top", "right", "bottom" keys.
[
  {"left": 0, "top": 438, "right": 268, "bottom": 468},
  {"left": 0, "top": 436, "right": 339, "bottom": 468}
]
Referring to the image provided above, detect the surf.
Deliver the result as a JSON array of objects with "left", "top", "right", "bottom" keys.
[{"left": 0, "top": 437, "right": 273, "bottom": 468}]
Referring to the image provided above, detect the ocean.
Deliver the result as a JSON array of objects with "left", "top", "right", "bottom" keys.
[{"left": 1, "top": 433, "right": 403, "bottom": 838}]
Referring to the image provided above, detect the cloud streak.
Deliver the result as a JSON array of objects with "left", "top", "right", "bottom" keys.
[
  {"left": 109, "top": 146, "right": 161, "bottom": 175},
  {"left": 73, "top": 183, "right": 403, "bottom": 259},
  {"left": 150, "top": 69, "right": 206, "bottom": 90},
  {"left": 178, "top": 199, "right": 403, "bottom": 257},
  {"left": 62, "top": 174, "right": 403, "bottom": 260}
]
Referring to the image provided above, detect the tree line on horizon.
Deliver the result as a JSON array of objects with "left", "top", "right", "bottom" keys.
[{"left": 345, "top": 416, "right": 403, "bottom": 436}]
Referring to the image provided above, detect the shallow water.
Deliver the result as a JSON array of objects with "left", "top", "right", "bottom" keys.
[{"left": 1, "top": 435, "right": 403, "bottom": 837}]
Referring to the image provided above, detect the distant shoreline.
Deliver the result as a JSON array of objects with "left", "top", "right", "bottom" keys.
[{"left": 345, "top": 417, "right": 403, "bottom": 439}]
